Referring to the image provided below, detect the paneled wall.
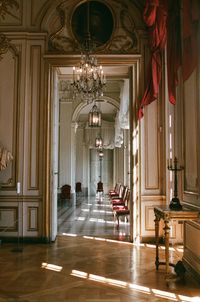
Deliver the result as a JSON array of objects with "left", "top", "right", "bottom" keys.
[
  {"left": 182, "top": 67, "right": 200, "bottom": 277},
  {"left": 0, "top": 34, "right": 45, "bottom": 240}
]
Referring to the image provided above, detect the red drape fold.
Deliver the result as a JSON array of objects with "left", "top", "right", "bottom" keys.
[
  {"left": 139, "top": 0, "right": 167, "bottom": 119},
  {"left": 167, "top": 0, "right": 181, "bottom": 105}
]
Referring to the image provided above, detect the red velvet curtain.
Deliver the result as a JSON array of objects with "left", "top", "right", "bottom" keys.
[
  {"left": 167, "top": 0, "right": 181, "bottom": 105},
  {"left": 138, "top": 0, "right": 167, "bottom": 119},
  {"left": 139, "top": 0, "right": 200, "bottom": 119}
]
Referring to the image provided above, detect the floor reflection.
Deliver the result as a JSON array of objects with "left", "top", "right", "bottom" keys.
[{"left": 57, "top": 193, "right": 130, "bottom": 241}]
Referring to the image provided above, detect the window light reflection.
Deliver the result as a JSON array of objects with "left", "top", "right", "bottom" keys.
[
  {"left": 41, "top": 262, "right": 62, "bottom": 272},
  {"left": 61, "top": 234, "right": 183, "bottom": 253},
  {"left": 129, "top": 283, "right": 150, "bottom": 294},
  {"left": 70, "top": 269, "right": 198, "bottom": 302},
  {"left": 77, "top": 217, "right": 86, "bottom": 221},
  {"left": 71, "top": 270, "right": 87, "bottom": 279},
  {"left": 152, "top": 289, "right": 177, "bottom": 301},
  {"left": 93, "top": 209, "right": 113, "bottom": 214},
  {"left": 178, "top": 296, "right": 200, "bottom": 302}
]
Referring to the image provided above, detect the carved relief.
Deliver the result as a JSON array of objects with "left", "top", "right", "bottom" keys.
[
  {"left": 0, "top": 33, "right": 18, "bottom": 59},
  {"left": 106, "top": 9, "right": 138, "bottom": 53},
  {"left": 49, "top": 7, "right": 79, "bottom": 53},
  {"left": 0, "top": 0, "right": 20, "bottom": 21},
  {"left": 48, "top": 0, "right": 138, "bottom": 54}
]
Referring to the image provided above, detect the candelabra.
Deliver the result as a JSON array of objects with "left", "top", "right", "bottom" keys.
[{"left": 167, "top": 157, "right": 184, "bottom": 210}]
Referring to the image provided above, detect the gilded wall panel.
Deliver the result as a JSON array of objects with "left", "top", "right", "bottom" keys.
[
  {"left": 140, "top": 197, "right": 166, "bottom": 239},
  {"left": 27, "top": 45, "right": 41, "bottom": 191},
  {"left": 0, "top": 48, "right": 19, "bottom": 189},
  {"left": 183, "top": 71, "right": 198, "bottom": 194},
  {"left": 184, "top": 222, "right": 200, "bottom": 276},
  {"left": 0, "top": 207, "right": 18, "bottom": 231},
  {"left": 27, "top": 206, "right": 38, "bottom": 231},
  {"left": 145, "top": 102, "right": 159, "bottom": 190}
]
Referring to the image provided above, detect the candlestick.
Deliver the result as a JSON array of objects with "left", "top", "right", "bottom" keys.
[{"left": 167, "top": 157, "right": 184, "bottom": 210}]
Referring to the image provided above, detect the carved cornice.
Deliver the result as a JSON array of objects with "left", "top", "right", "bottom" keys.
[{"left": 0, "top": 33, "right": 18, "bottom": 59}]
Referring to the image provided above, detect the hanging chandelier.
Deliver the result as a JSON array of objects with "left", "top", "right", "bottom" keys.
[
  {"left": 88, "top": 103, "right": 101, "bottom": 127},
  {"left": 70, "top": 0, "right": 106, "bottom": 103},
  {"left": 98, "top": 148, "right": 104, "bottom": 159},
  {"left": 95, "top": 136, "right": 103, "bottom": 148}
]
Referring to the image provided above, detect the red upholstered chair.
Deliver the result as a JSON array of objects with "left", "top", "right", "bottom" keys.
[
  {"left": 111, "top": 186, "right": 128, "bottom": 206},
  {"left": 109, "top": 183, "right": 119, "bottom": 195},
  {"left": 60, "top": 184, "right": 71, "bottom": 200},
  {"left": 109, "top": 184, "right": 123, "bottom": 199},
  {"left": 112, "top": 189, "right": 130, "bottom": 229}
]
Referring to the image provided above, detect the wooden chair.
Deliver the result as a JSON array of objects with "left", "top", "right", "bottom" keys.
[
  {"left": 111, "top": 186, "right": 128, "bottom": 206},
  {"left": 96, "top": 181, "right": 104, "bottom": 201},
  {"left": 60, "top": 184, "right": 71, "bottom": 200},
  {"left": 97, "top": 181, "right": 103, "bottom": 193},
  {"left": 109, "top": 184, "right": 123, "bottom": 199},
  {"left": 75, "top": 182, "right": 82, "bottom": 195},
  {"left": 109, "top": 183, "right": 119, "bottom": 195},
  {"left": 112, "top": 189, "right": 130, "bottom": 229}
]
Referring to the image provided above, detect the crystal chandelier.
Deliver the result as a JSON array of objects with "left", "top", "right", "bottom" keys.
[
  {"left": 71, "top": 55, "right": 106, "bottom": 103},
  {"left": 71, "top": 0, "right": 106, "bottom": 103}
]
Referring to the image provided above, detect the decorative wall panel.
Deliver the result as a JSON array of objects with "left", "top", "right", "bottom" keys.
[
  {"left": 28, "top": 45, "right": 41, "bottom": 190},
  {"left": 0, "top": 207, "right": 18, "bottom": 231},
  {"left": 145, "top": 103, "right": 159, "bottom": 189},
  {"left": 0, "top": 45, "right": 19, "bottom": 189},
  {"left": 183, "top": 72, "right": 198, "bottom": 194},
  {"left": 28, "top": 206, "right": 38, "bottom": 231},
  {"left": 184, "top": 222, "right": 200, "bottom": 276}
]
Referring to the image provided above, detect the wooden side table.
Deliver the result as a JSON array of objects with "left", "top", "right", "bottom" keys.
[{"left": 154, "top": 206, "right": 199, "bottom": 277}]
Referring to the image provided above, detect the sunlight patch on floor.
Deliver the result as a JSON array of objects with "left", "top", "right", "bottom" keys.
[
  {"left": 70, "top": 269, "right": 200, "bottom": 302},
  {"left": 41, "top": 262, "right": 63, "bottom": 272}
]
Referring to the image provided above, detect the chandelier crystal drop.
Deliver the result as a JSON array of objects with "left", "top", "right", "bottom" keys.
[{"left": 71, "top": 53, "right": 106, "bottom": 103}]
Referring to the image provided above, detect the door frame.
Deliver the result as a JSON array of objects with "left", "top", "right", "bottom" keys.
[{"left": 44, "top": 54, "right": 141, "bottom": 242}]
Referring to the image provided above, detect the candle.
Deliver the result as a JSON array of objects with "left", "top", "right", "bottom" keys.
[{"left": 17, "top": 182, "right": 21, "bottom": 194}]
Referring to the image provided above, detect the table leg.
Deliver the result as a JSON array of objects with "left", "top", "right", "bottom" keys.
[
  {"left": 154, "top": 214, "right": 160, "bottom": 270},
  {"left": 163, "top": 219, "right": 170, "bottom": 275}
]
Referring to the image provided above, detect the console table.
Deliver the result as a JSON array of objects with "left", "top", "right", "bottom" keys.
[{"left": 154, "top": 206, "right": 199, "bottom": 277}]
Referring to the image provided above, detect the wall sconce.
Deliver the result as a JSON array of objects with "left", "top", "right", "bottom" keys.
[{"left": 88, "top": 104, "right": 101, "bottom": 127}]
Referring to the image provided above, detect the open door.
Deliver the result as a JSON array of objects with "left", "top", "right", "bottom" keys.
[{"left": 51, "top": 68, "right": 59, "bottom": 241}]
